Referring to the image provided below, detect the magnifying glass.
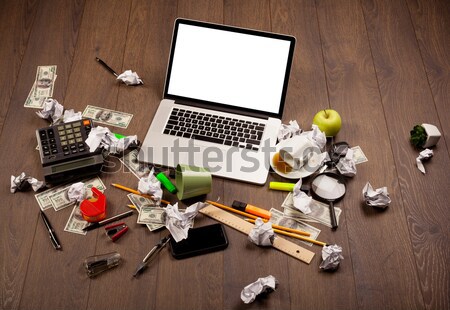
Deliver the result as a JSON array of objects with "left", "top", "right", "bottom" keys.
[{"left": 310, "top": 172, "right": 346, "bottom": 230}]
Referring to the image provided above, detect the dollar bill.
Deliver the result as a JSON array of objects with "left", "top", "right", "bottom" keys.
[
  {"left": 128, "top": 193, "right": 165, "bottom": 231},
  {"left": 269, "top": 208, "right": 321, "bottom": 247},
  {"left": 24, "top": 82, "right": 47, "bottom": 108},
  {"left": 119, "top": 149, "right": 152, "bottom": 179},
  {"left": 351, "top": 145, "right": 368, "bottom": 164},
  {"left": 82, "top": 105, "right": 133, "bottom": 129},
  {"left": 49, "top": 177, "right": 106, "bottom": 211},
  {"left": 35, "top": 184, "right": 66, "bottom": 211},
  {"left": 33, "top": 65, "right": 57, "bottom": 98},
  {"left": 64, "top": 203, "right": 88, "bottom": 235},
  {"left": 281, "top": 193, "right": 341, "bottom": 228},
  {"left": 137, "top": 206, "right": 166, "bottom": 224}
]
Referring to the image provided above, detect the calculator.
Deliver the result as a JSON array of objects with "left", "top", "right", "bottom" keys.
[{"left": 36, "top": 119, "right": 104, "bottom": 185}]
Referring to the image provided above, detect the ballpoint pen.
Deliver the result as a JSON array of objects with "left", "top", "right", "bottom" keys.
[
  {"left": 95, "top": 57, "right": 118, "bottom": 77},
  {"left": 83, "top": 210, "right": 134, "bottom": 231},
  {"left": 133, "top": 235, "right": 171, "bottom": 277},
  {"left": 39, "top": 210, "right": 62, "bottom": 250}
]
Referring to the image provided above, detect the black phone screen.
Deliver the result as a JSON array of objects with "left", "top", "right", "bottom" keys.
[{"left": 170, "top": 223, "right": 228, "bottom": 259}]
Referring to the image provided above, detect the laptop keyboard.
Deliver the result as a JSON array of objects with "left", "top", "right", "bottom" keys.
[{"left": 163, "top": 108, "right": 266, "bottom": 150}]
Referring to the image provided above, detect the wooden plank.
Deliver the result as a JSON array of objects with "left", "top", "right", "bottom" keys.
[
  {"left": 0, "top": 1, "right": 86, "bottom": 310},
  {"left": 271, "top": 1, "right": 358, "bottom": 309},
  {"left": 406, "top": 0, "right": 450, "bottom": 156},
  {"left": 152, "top": 2, "right": 226, "bottom": 310},
  {"left": 361, "top": 0, "right": 450, "bottom": 309},
  {"left": 316, "top": 0, "right": 425, "bottom": 309},
  {"left": 0, "top": 0, "right": 38, "bottom": 136}
]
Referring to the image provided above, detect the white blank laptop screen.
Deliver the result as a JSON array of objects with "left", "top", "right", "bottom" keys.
[{"left": 167, "top": 24, "right": 292, "bottom": 114}]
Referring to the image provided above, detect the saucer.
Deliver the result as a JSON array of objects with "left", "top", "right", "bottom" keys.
[{"left": 270, "top": 139, "right": 322, "bottom": 179}]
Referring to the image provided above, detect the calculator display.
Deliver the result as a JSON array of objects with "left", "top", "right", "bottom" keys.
[{"left": 51, "top": 157, "right": 96, "bottom": 173}]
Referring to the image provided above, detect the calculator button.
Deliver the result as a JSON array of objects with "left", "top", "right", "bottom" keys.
[
  {"left": 44, "top": 151, "right": 50, "bottom": 156},
  {"left": 61, "top": 141, "right": 67, "bottom": 146},
  {"left": 50, "top": 144, "right": 57, "bottom": 149},
  {"left": 78, "top": 142, "right": 85, "bottom": 148},
  {"left": 58, "top": 130, "right": 65, "bottom": 136},
  {"left": 73, "top": 127, "right": 81, "bottom": 132},
  {"left": 73, "top": 122, "right": 81, "bottom": 127},
  {"left": 51, "top": 149, "right": 58, "bottom": 154},
  {"left": 60, "top": 136, "right": 66, "bottom": 141},
  {"left": 43, "top": 145, "right": 49, "bottom": 151},
  {"left": 66, "top": 129, "right": 73, "bottom": 134},
  {"left": 68, "top": 139, "right": 75, "bottom": 144},
  {"left": 47, "top": 130, "right": 54, "bottom": 138},
  {"left": 83, "top": 120, "right": 91, "bottom": 126},
  {"left": 64, "top": 151, "right": 70, "bottom": 156},
  {"left": 41, "top": 140, "right": 48, "bottom": 145},
  {"left": 62, "top": 146, "right": 69, "bottom": 151},
  {"left": 70, "top": 144, "right": 76, "bottom": 150},
  {"left": 75, "top": 138, "right": 83, "bottom": 143},
  {"left": 57, "top": 125, "right": 65, "bottom": 131},
  {"left": 67, "top": 134, "right": 74, "bottom": 139},
  {"left": 65, "top": 124, "right": 71, "bottom": 129},
  {"left": 71, "top": 149, "right": 77, "bottom": 154},
  {"left": 49, "top": 138, "right": 56, "bottom": 144},
  {"left": 79, "top": 148, "right": 85, "bottom": 152},
  {"left": 39, "top": 130, "right": 47, "bottom": 139},
  {"left": 75, "top": 132, "right": 82, "bottom": 138}
]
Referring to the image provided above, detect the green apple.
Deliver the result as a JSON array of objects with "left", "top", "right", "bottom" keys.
[{"left": 312, "top": 109, "right": 342, "bottom": 137}]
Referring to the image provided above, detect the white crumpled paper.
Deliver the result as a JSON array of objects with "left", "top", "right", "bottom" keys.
[
  {"left": 303, "top": 124, "right": 327, "bottom": 151},
  {"left": 85, "top": 126, "right": 138, "bottom": 154},
  {"left": 277, "top": 120, "right": 302, "bottom": 141},
  {"left": 336, "top": 148, "right": 357, "bottom": 177},
  {"left": 63, "top": 109, "right": 82, "bottom": 123},
  {"left": 248, "top": 218, "right": 274, "bottom": 246},
  {"left": 240, "top": 275, "right": 278, "bottom": 304},
  {"left": 117, "top": 70, "right": 143, "bottom": 86},
  {"left": 36, "top": 98, "right": 64, "bottom": 124},
  {"left": 319, "top": 244, "right": 344, "bottom": 271},
  {"left": 67, "top": 182, "right": 86, "bottom": 202},
  {"left": 362, "top": 182, "right": 391, "bottom": 209},
  {"left": 10, "top": 172, "right": 45, "bottom": 193},
  {"left": 138, "top": 169, "right": 163, "bottom": 204},
  {"left": 164, "top": 202, "right": 207, "bottom": 242},
  {"left": 416, "top": 148, "right": 433, "bottom": 174},
  {"left": 292, "top": 179, "right": 312, "bottom": 214}
]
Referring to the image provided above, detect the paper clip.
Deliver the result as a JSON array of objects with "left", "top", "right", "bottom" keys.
[{"left": 105, "top": 222, "right": 128, "bottom": 242}]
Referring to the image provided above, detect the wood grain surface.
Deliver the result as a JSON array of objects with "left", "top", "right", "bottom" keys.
[{"left": 0, "top": 1, "right": 448, "bottom": 310}]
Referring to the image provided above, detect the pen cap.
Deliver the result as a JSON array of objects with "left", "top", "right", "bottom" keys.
[{"left": 156, "top": 172, "right": 178, "bottom": 194}]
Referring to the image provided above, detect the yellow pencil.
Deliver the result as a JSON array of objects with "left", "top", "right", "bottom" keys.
[
  {"left": 111, "top": 183, "right": 171, "bottom": 205},
  {"left": 245, "top": 218, "right": 327, "bottom": 246},
  {"left": 244, "top": 218, "right": 310, "bottom": 237}
]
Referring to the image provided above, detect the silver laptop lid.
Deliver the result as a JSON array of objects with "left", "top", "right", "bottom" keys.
[{"left": 164, "top": 18, "right": 296, "bottom": 119}]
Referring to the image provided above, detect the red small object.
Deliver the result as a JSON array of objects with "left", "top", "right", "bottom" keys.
[
  {"left": 104, "top": 222, "right": 128, "bottom": 242},
  {"left": 80, "top": 187, "right": 107, "bottom": 223}
]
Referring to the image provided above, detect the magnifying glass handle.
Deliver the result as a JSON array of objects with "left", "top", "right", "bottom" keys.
[{"left": 329, "top": 201, "right": 338, "bottom": 230}]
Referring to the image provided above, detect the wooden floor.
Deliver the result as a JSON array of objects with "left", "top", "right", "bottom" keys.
[{"left": 1, "top": 0, "right": 449, "bottom": 309}]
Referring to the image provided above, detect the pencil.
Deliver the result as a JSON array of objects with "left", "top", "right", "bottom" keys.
[
  {"left": 205, "top": 200, "right": 259, "bottom": 220},
  {"left": 245, "top": 219, "right": 326, "bottom": 246},
  {"left": 244, "top": 218, "right": 310, "bottom": 237},
  {"left": 111, "top": 183, "right": 170, "bottom": 205}
]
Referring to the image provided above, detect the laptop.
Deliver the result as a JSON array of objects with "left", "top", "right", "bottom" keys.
[{"left": 138, "top": 18, "right": 296, "bottom": 184}]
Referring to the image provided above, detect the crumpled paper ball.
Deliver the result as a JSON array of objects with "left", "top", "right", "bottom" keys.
[
  {"left": 248, "top": 218, "right": 275, "bottom": 246},
  {"left": 362, "top": 182, "right": 391, "bottom": 209},
  {"left": 319, "top": 244, "right": 344, "bottom": 271},
  {"left": 240, "top": 275, "right": 278, "bottom": 304}
]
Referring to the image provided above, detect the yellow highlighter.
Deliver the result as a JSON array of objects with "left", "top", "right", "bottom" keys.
[{"left": 269, "top": 182, "right": 296, "bottom": 191}]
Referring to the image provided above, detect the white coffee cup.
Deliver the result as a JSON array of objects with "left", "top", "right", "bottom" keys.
[{"left": 279, "top": 136, "right": 315, "bottom": 170}]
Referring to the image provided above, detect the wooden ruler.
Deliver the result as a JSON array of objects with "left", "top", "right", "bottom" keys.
[{"left": 200, "top": 204, "right": 315, "bottom": 264}]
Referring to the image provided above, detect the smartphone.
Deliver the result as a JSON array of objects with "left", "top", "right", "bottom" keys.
[{"left": 170, "top": 223, "right": 228, "bottom": 259}]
